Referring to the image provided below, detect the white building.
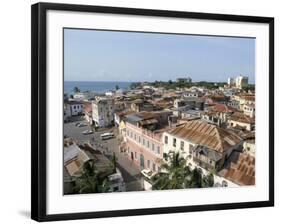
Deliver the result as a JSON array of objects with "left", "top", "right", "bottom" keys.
[
  {"left": 177, "top": 77, "right": 192, "bottom": 83},
  {"left": 227, "top": 77, "right": 234, "bottom": 86},
  {"left": 92, "top": 97, "right": 114, "bottom": 127},
  {"left": 108, "top": 170, "right": 126, "bottom": 192},
  {"left": 235, "top": 75, "right": 248, "bottom": 89},
  {"left": 162, "top": 120, "right": 242, "bottom": 170},
  {"left": 243, "top": 103, "right": 255, "bottom": 118},
  {"left": 64, "top": 101, "right": 83, "bottom": 117},
  {"left": 182, "top": 91, "right": 198, "bottom": 98},
  {"left": 227, "top": 75, "right": 249, "bottom": 89},
  {"left": 161, "top": 120, "right": 255, "bottom": 187},
  {"left": 228, "top": 112, "right": 255, "bottom": 131},
  {"left": 73, "top": 91, "right": 96, "bottom": 101},
  {"left": 227, "top": 100, "right": 240, "bottom": 110},
  {"left": 64, "top": 104, "right": 71, "bottom": 122}
]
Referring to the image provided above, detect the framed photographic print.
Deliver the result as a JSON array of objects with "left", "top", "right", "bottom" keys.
[{"left": 31, "top": 2, "right": 274, "bottom": 222}]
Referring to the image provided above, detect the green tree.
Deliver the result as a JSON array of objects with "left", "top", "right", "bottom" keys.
[
  {"left": 152, "top": 152, "right": 191, "bottom": 190},
  {"left": 130, "top": 82, "right": 141, "bottom": 89},
  {"left": 152, "top": 152, "right": 214, "bottom": 190},
  {"left": 73, "top": 160, "right": 110, "bottom": 194},
  {"left": 242, "top": 84, "right": 255, "bottom": 92},
  {"left": 111, "top": 152, "right": 118, "bottom": 173}
]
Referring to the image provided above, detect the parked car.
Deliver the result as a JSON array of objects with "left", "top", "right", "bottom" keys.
[
  {"left": 77, "top": 123, "right": 87, "bottom": 127},
  {"left": 82, "top": 130, "right": 93, "bottom": 135},
  {"left": 100, "top": 132, "right": 114, "bottom": 140},
  {"left": 75, "top": 122, "right": 80, "bottom": 126}
]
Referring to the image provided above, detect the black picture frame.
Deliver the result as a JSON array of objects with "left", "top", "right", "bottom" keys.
[{"left": 31, "top": 2, "right": 274, "bottom": 222}]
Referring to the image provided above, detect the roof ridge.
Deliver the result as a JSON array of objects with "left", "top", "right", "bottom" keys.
[{"left": 213, "top": 125, "right": 223, "bottom": 152}]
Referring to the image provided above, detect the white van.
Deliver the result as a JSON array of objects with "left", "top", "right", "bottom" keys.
[{"left": 100, "top": 132, "right": 114, "bottom": 140}]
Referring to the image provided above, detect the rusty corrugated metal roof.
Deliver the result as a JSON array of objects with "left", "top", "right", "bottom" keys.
[
  {"left": 219, "top": 151, "right": 255, "bottom": 186},
  {"left": 168, "top": 120, "right": 242, "bottom": 153},
  {"left": 229, "top": 112, "right": 255, "bottom": 124}
]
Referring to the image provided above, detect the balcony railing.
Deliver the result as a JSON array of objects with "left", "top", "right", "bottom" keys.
[
  {"left": 193, "top": 157, "right": 215, "bottom": 171},
  {"left": 126, "top": 123, "right": 162, "bottom": 141}
]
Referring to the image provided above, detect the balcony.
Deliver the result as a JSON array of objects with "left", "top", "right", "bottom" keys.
[{"left": 193, "top": 157, "right": 215, "bottom": 171}]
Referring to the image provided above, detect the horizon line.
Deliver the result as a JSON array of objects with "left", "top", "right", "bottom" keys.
[{"left": 64, "top": 80, "right": 255, "bottom": 84}]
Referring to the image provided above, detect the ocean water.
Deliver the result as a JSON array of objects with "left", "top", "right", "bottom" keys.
[{"left": 64, "top": 81, "right": 132, "bottom": 95}]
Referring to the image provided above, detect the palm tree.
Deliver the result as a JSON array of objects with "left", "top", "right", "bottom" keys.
[
  {"left": 152, "top": 152, "right": 214, "bottom": 190},
  {"left": 73, "top": 160, "right": 110, "bottom": 194},
  {"left": 152, "top": 152, "right": 191, "bottom": 190},
  {"left": 73, "top": 86, "right": 80, "bottom": 93}
]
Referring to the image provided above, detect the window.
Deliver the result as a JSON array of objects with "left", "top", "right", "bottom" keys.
[
  {"left": 189, "top": 144, "right": 193, "bottom": 154},
  {"left": 152, "top": 163, "right": 156, "bottom": 171},
  {"left": 134, "top": 134, "right": 136, "bottom": 141},
  {"left": 73, "top": 105, "right": 76, "bottom": 109},
  {"left": 130, "top": 132, "right": 133, "bottom": 138},
  {"left": 147, "top": 160, "right": 150, "bottom": 168},
  {"left": 157, "top": 146, "right": 160, "bottom": 154},
  {"left": 127, "top": 130, "right": 129, "bottom": 136},
  {"left": 147, "top": 141, "right": 150, "bottom": 148},
  {"left": 152, "top": 143, "right": 155, "bottom": 151},
  {"left": 134, "top": 152, "right": 137, "bottom": 160},
  {"left": 180, "top": 141, "right": 184, "bottom": 150},
  {"left": 138, "top": 136, "right": 141, "bottom": 143},
  {"left": 164, "top": 136, "right": 168, "bottom": 144},
  {"left": 143, "top": 139, "right": 145, "bottom": 146},
  {"left": 173, "top": 138, "right": 176, "bottom": 147},
  {"left": 158, "top": 166, "right": 161, "bottom": 172},
  {"left": 231, "top": 122, "right": 234, "bottom": 127}
]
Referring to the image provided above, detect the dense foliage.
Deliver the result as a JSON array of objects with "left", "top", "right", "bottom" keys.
[
  {"left": 73, "top": 160, "right": 111, "bottom": 194},
  {"left": 130, "top": 80, "right": 227, "bottom": 90},
  {"left": 152, "top": 152, "right": 214, "bottom": 190}
]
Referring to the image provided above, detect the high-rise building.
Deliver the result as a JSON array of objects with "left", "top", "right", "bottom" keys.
[
  {"left": 235, "top": 75, "right": 248, "bottom": 89},
  {"left": 227, "top": 77, "right": 234, "bottom": 86},
  {"left": 227, "top": 75, "right": 249, "bottom": 89}
]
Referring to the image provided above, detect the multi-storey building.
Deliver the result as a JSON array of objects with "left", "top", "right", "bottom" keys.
[
  {"left": 162, "top": 120, "right": 243, "bottom": 172},
  {"left": 161, "top": 119, "right": 254, "bottom": 186},
  {"left": 228, "top": 112, "right": 255, "bottom": 131},
  {"left": 243, "top": 103, "right": 255, "bottom": 118},
  {"left": 235, "top": 75, "right": 248, "bottom": 89},
  {"left": 64, "top": 101, "right": 83, "bottom": 117},
  {"left": 176, "top": 77, "right": 192, "bottom": 83},
  {"left": 92, "top": 97, "right": 114, "bottom": 127},
  {"left": 227, "top": 77, "right": 234, "bottom": 86},
  {"left": 123, "top": 111, "right": 172, "bottom": 172}
]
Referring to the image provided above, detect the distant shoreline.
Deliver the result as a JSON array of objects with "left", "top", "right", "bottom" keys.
[{"left": 64, "top": 81, "right": 132, "bottom": 95}]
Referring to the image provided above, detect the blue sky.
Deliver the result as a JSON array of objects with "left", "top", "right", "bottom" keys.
[{"left": 64, "top": 29, "right": 255, "bottom": 83}]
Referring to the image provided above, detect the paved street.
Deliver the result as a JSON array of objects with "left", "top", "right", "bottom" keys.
[{"left": 64, "top": 120, "right": 143, "bottom": 191}]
